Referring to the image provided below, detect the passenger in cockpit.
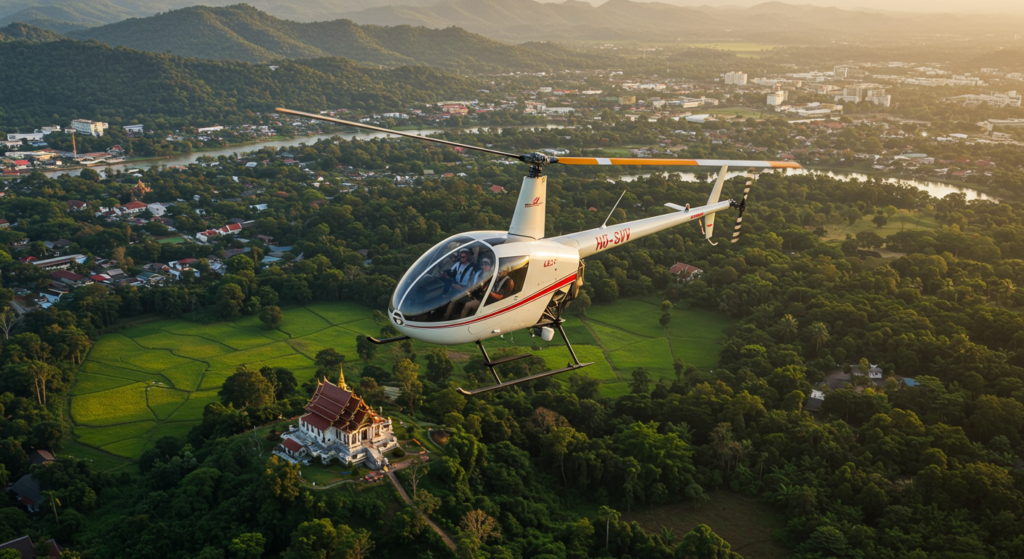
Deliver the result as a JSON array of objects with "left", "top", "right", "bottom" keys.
[
  {"left": 486, "top": 264, "right": 515, "bottom": 305},
  {"left": 451, "top": 257, "right": 494, "bottom": 319}
]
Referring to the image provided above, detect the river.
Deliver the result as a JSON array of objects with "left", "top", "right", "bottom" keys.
[
  {"left": 614, "top": 169, "right": 997, "bottom": 202},
  {"left": 43, "top": 128, "right": 995, "bottom": 202},
  {"left": 43, "top": 125, "right": 565, "bottom": 178}
]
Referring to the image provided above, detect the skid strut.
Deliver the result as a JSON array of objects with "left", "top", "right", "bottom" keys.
[{"left": 457, "top": 320, "right": 592, "bottom": 396}]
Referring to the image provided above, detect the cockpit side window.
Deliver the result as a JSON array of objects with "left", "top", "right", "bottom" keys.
[{"left": 483, "top": 256, "right": 529, "bottom": 308}]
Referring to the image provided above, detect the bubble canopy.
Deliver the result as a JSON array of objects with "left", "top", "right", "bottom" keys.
[{"left": 390, "top": 234, "right": 508, "bottom": 323}]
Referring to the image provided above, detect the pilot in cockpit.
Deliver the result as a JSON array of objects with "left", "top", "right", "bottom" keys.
[
  {"left": 440, "top": 248, "right": 475, "bottom": 293},
  {"left": 444, "top": 254, "right": 495, "bottom": 320}
]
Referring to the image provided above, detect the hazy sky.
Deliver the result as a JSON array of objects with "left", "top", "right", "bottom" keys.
[{"left": 536, "top": 0, "right": 1024, "bottom": 14}]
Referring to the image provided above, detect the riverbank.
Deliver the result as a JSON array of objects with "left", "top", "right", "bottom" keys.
[
  {"left": 614, "top": 167, "right": 996, "bottom": 203},
  {"left": 805, "top": 164, "right": 1006, "bottom": 202}
]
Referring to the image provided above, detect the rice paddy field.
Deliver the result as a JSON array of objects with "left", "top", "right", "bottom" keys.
[{"left": 68, "top": 299, "right": 732, "bottom": 467}]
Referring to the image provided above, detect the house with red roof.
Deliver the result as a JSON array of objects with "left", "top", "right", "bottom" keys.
[
  {"left": 670, "top": 262, "right": 703, "bottom": 281},
  {"left": 219, "top": 222, "right": 243, "bottom": 235},
  {"left": 195, "top": 229, "right": 220, "bottom": 243},
  {"left": 122, "top": 201, "right": 147, "bottom": 215},
  {"left": 280, "top": 437, "right": 306, "bottom": 459},
  {"left": 279, "top": 374, "right": 397, "bottom": 469},
  {"left": 51, "top": 270, "right": 92, "bottom": 287}
]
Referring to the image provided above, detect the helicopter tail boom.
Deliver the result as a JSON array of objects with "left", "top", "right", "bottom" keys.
[{"left": 551, "top": 199, "right": 734, "bottom": 258}]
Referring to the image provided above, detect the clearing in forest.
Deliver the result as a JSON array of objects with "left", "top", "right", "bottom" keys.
[
  {"left": 625, "top": 491, "right": 789, "bottom": 559},
  {"left": 578, "top": 300, "right": 732, "bottom": 395},
  {"left": 822, "top": 209, "right": 939, "bottom": 243}
]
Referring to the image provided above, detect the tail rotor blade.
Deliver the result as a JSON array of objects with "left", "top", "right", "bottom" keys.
[{"left": 731, "top": 181, "right": 752, "bottom": 244}]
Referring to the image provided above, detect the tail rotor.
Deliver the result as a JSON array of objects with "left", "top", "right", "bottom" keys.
[{"left": 730, "top": 179, "right": 753, "bottom": 244}]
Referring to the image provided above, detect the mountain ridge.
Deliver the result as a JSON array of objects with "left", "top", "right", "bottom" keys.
[
  {"left": 69, "top": 4, "right": 604, "bottom": 72},
  {"left": 333, "top": 0, "right": 1024, "bottom": 42}
]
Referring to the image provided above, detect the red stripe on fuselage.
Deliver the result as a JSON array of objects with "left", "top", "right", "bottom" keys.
[{"left": 402, "top": 273, "right": 577, "bottom": 329}]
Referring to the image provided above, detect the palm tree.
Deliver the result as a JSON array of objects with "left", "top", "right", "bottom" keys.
[
  {"left": 43, "top": 490, "right": 60, "bottom": 525},
  {"left": 809, "top": 322, "right": 830, "bottom": 352},
  {"left": 778, "top": 314, "right": 799, "bottom": 342},
  {"left": 598, "top": 506, "right": 620, "bottom": 550},
  {"left": 28, "top": 362, "right": 53, "bottom": 407}
]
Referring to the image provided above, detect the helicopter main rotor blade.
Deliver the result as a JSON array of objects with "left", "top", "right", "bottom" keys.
[
  {"left": 556, "top": 157, "right": 802, "bottom": 168},
  {"left": 275, "top": 108, "right": 522, "bottom": 160}
]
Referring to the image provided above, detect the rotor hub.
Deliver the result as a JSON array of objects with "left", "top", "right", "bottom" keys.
[{"left": 519, "top": 152, "right": 558, "bottom": 177}]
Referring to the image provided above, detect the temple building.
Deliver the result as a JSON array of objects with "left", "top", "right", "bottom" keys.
[{"left": 277, "top": 369, "right": 397, "bottom": 469}]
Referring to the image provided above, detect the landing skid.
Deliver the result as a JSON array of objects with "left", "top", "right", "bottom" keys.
[
  {"left": 367, "top": 335, "right": 410, "bottom": 345},
  {"left": 456, "top": 321, "right": 593, "bottom": 396}
]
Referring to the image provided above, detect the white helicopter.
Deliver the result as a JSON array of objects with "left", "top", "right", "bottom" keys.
[{"left": 277, "top": 108, "right": 801, "bottom": 395}]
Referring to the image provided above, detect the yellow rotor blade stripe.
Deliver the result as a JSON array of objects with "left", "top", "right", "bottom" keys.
[{"left": 557, "top": 157, "right": 801, "bottom": 169}]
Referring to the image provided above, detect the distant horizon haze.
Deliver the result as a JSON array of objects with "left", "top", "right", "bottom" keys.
[{"left": 536, "top": 0, "right": 1024, "bottom": 14}]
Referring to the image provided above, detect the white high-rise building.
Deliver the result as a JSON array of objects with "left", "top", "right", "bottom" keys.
[
  {"left": 71, "top": 120, "right": 109, "bottom": 137},
  {"left": 767, "top": 89, "right": 788, "bottom": 107},
  {"left": 724, "top": 72, "right": 748, "bottom": 86},
  {"left": 835, "top": 84, "right": 890, "bottom": 107}
]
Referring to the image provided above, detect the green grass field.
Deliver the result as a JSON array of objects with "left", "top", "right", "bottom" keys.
[
  {"left": 822, "top": 210, "right": 939, "bottom": 244},
  {"left": 69, "top": 299, "right": 732, "bottom": 461},
  {"left": 69, "top": 301, "right": 389, "bottom": 461},
  {"left": 582, "top": 301, "right": 731, "bottom": 393}
]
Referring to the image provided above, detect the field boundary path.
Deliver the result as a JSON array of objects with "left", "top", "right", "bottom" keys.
[
  {"left": 303, "top": 478, "right": 360, "bottom": 490},
  {"left": 386, "top": 470, "right": 457, "bottom": 551}
]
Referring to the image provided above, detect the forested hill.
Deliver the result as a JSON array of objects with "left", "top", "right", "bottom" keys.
[
  {"left": 69, "top": 4, "right": 599, "bottom": 72},
  {"left": 0, "top": 21, "right": 61, "bottom": 41},
  {"left": 0, "top": 39, "right": 479, "bottom": 130},
  {"left": 0, "top": 1, "right": 126, "bottom": 33}
]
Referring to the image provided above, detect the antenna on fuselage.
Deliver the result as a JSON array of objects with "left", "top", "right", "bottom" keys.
[{"left": 601, "top": 190, "right": 627, "bottom": 229}]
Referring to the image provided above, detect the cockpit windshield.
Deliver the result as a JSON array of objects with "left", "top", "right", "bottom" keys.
[
  {"left": 393, "top": 240, "right": 497, "bottom": 323},
  {"left": 390, "top": 235, "right": 473, "bottom": 311}
]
